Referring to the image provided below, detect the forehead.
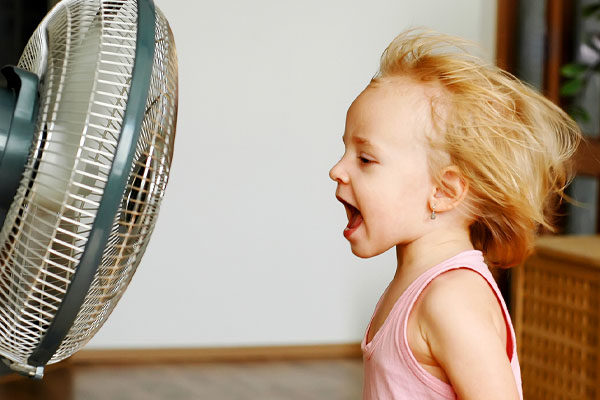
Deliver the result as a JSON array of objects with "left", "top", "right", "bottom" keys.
[{"left": 344, "top": 78, "right": 433, "bottom": 148}]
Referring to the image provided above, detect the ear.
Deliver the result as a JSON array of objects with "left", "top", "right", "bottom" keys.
[{"left": 428, "top": 166, "right": 469, "bottom": 214}]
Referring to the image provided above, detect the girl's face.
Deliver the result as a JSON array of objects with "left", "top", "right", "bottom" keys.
[{"left": 329, "top": 80, "right": 435, "bottom": 258}]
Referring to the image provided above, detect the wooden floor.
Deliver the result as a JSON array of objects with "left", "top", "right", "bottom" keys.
[{"left": 0, "top": 358, "right": 363, "bottom": 400}]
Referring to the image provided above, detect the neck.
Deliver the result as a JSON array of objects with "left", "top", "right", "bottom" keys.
[{"left": 393, "top": 226, "right": 474, "bottom": 283}]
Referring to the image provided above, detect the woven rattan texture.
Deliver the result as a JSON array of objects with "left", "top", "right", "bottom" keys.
[{"left": 514, "top": 241, "right": 600, "bottom": 400}]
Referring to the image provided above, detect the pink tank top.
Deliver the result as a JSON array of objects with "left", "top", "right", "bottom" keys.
[{"left": 361, "top": 250, "right": 523, "bottom": 399}]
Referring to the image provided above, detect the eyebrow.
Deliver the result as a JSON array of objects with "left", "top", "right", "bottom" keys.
[
  {"left": 342, "top": 135, "right": 376, "bottom": 148},
  {"left": 353, "top": 136, "right": 373, "bottom": 146}
]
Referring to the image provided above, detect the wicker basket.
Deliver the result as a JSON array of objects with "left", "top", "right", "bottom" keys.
[{"left": 512, "top": 235, "right": 600, "bottom": 400}]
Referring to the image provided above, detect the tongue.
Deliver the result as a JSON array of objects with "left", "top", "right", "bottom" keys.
[{"left": 346, "top": 212, "right": 363, "bottom": 229}]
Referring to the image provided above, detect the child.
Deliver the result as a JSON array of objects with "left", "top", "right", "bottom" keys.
[{"left": 329, "top": 29, "right": 581, "bottom": 399}]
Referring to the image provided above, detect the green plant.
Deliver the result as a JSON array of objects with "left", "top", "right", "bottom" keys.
[{"left": 560, "top": 2, "right": 600, "bottom": 122}]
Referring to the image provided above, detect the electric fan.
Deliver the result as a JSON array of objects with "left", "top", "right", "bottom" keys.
[{"left": 0, "top": 0, "right": 177, "bottom": 378}]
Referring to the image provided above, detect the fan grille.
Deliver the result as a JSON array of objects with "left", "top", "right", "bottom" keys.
[{"left": 0, "top": 0, "right": 177, "bottom": 366}]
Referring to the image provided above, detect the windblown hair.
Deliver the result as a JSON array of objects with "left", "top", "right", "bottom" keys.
[{"left": 374, "top": 29, "right": 582, "bottom": 268}]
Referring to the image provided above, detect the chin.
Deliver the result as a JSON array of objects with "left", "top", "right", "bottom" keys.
[{"left": 350, "top": 244, "right": 386, "bottom": 259}]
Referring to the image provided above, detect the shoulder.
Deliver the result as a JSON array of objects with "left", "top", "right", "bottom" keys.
[
  {"left": 417, "top": 267, "right": 501, "bottom": 328},
  {"left": 412, "top": 268, "right": 518, "bottom": 399},
  {"left": 415, "top": 268, "right": 506, "bottom": 348}
]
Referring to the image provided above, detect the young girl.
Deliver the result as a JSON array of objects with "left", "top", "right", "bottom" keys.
[{"left": 329, "top": 30, "right": 581, "bottom": 399}]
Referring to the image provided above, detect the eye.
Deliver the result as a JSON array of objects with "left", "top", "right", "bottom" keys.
[{"left": 358, "top": 155, "right": 373, "bottom": 165}]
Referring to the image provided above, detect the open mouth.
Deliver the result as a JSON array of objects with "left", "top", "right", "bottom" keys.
[{"left": 336, "top": 196, "right": 363, "bottom": 238}]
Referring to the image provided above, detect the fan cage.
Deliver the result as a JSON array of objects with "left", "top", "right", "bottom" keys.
[{"left": 0, "top": 0, "right": 177, "bottom": 366}]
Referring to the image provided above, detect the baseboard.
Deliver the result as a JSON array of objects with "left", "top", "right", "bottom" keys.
[{"left": 69, "top": 343, "right": 362, "bottom": 365}]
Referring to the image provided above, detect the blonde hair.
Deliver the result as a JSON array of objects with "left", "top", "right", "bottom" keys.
[{"left": 373, "top": 29, "right": 582, "bottom": 268}]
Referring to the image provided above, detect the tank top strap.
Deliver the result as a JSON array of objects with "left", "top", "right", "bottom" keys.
[{"left": 403, "top": 250, "right": 487, "bottom": 301}]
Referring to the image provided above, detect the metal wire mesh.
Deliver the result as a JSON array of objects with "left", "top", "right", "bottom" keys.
[{"left": 0, "top": 0, "right": 177, "bottom": 366}]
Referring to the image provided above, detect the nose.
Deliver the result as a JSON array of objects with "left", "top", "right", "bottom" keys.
[{"left": 329, "top": 159, "right": 348, "bottom": 183}]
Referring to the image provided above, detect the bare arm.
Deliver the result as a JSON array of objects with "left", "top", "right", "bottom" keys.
[{"left": 417, "top": 269, "right": 520, "bottom": 400}]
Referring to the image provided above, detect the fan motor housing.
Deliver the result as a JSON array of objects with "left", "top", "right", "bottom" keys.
[{"left": 0, "top": 66, "right": 39, "bottom": 226}]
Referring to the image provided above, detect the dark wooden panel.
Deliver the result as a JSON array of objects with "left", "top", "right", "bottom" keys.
[
  {"left": 496, "top": 0, "right": 519, "bottom": 72},
  {"left": 574, "top": 137, "right": 600, "bottom": 177},
  {"left": 544, "top": 0, "right": 575, "bottom": 105}
]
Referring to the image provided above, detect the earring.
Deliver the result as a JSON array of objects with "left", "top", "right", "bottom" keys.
[{"left": 430, "top": 204, "right": 437, "bottom": 220}]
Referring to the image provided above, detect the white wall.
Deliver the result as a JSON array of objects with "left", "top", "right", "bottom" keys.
[{"left": 88, "top": 0, "right": 497, "bottom": 348}]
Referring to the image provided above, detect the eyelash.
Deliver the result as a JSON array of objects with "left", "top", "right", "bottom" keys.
[{"left": 358, "top": 155, "right": 373, "bottom": 165}]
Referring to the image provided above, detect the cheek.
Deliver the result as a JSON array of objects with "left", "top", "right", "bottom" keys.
[
  {"left": 392, "top": 171, "right": 432, "bottom": 216},
  {"left": 402, "top": 157, "right": 433, "bottom": 194}
]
